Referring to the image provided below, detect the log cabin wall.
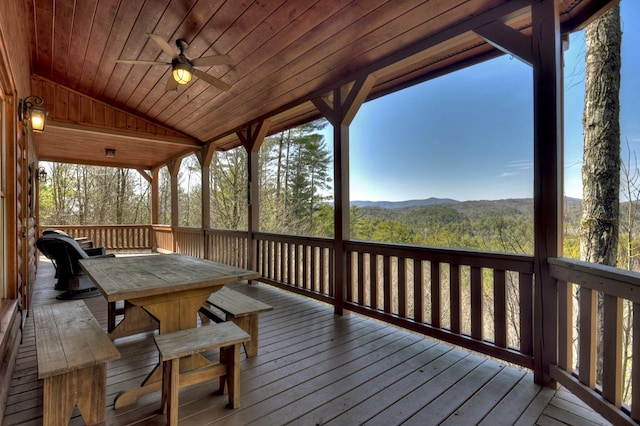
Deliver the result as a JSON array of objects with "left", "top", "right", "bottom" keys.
[{"left": 0, "top": 0, "right": 38, "bottom": 419}]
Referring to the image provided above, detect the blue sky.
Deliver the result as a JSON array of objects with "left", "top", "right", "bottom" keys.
[{"left": 335, "top": 1, "right": 640, "bottom": 202}]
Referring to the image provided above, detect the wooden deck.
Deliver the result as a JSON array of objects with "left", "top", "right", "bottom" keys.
[{"left": 3, "top": 258, "right": 612, "bottom": 425}]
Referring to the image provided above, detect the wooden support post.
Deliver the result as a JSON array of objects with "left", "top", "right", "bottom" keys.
[
  {"left": 531, "top": 0, "right": 562, "bottom": 387},
  {"left": 238, "top": 121, "right": 270, "bottom": 275},
  {"left": 197, "top": 145, "right": 215, "bottom": 258},
  {"left": 313, "top": 76, "right": 376, "bottom": 316}
]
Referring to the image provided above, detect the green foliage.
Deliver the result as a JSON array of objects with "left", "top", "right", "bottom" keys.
[
  {"left": 258, "top": 120, "right": 332, "bottom": 235},
  {"left": 41, "top": 163, "right": 150, "bottom": 225}
]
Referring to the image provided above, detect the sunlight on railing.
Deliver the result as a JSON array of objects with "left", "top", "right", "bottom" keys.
[{"left": 550, "top": 257, "right": 640, "bottom": 425}]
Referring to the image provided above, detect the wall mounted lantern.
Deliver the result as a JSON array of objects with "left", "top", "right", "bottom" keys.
[
  {"left": 37, "top": 166, "right": 47, "bottom": 183},
  {"left": 19, "top": 96, "right": 48, "bottom": 133}
]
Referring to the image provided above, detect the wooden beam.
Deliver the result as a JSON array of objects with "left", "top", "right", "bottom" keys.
[
  {"left": 313, "top": 77, "right": 375, "bottom": 316},
  {"left": 237, "top": 120, "right": 271, "bottom": 153},
  {"left": 168, "top": 159, "right": 182, "bottom": 228},
  {"left": 135, "top": 168, "right": 152, "bottom": 183},
  {"left": 195, "top": 147, "right": 213, "bottom": 231},
  {"left": 531, "top": 0, "right": 562, "bottom": 387},
  {"left": 474, "top": 21, "right": 533, "bottom": 65},
  {"left": 236, "top": 121, "right": 271, "bottom": 277},
  {"left": 45, "top": 120, "right": 199, "bottom": 147},
  {"left": 151, "top": 168, "right": 160, "bottom": 225}
]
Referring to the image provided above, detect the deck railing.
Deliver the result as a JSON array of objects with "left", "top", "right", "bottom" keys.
[
  {"left": 204, "top": 229, "right": 249, "bottom": 269},
  {"left": 343, "top": 241, "right": 535, "bottom": 368},
  {"left": 39, "top": 224, "right": 640, "bottom": 424},
  {"left": 253, "top": 232, "right": 335, "bottom": 304},
  {"left": 42, "top": 225, "right": 152, "bottom": 251},
  {"left": 549, "top": 257, "right": 640, "bottom": 425}
]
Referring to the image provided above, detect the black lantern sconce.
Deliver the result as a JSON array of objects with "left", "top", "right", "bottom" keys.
[
  {"left": 19, "top": 96, "right": 48, "bottom": 133},
  {"left": 37, "top": 167, "right": 47, "bottom": 183}
]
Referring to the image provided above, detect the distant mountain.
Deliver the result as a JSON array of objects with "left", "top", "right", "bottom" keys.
[{"left": 351, "top": 198, "right": 459, "bottom": 209}]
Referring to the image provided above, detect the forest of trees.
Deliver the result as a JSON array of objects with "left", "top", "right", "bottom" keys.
[{"left": 40, "top": 120, "right": 640, "bottom": 271}]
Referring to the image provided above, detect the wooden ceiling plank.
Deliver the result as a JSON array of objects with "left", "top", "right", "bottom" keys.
[
  {"left": 123, "top": 0, "right": 230, "bottom": 113},
  {"left": 109, "top": 1, "right": 195, "bottom": 109},
  {"left": 101, "top": 0, "right": 172, "bottom": 101},
  {"left": 64, "top": 0, "right": 98, "bottom": 91},
  {"left": 51, "top": 0, "right": 74, "bottom": 83},
  {"left": 32, "top": 0, "right": 54, "bottom": 78},
  {"left": 184, "top": 0, "right": 436, "bottom": 137},
  {"left": 171, "top": 0, "right": 387, "bottom": 134},
  {"left": 88, "top": 0, "right": 148, "bottom": 99},
  {"left": 190, "top": 0, "right": 527, "bottom": 140},
  {"left": 78, "top": 0, "right": 121, "bottom": 96},
  {"left": 144, "top": 0, "right": 289, "bottom": 128}
]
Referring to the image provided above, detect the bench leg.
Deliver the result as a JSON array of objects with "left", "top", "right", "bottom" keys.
[
  {"left": 43, "top": 364, "right": 107, "bottom": 426},
  {"left": 220, "top": 343, "right": 242, "bottom": 408},
  {"left": 230, "top": 314, "right": 259, "bottom": 357},
  {"left": 161, "top": 358, "right": 180, "bottom": 426}
]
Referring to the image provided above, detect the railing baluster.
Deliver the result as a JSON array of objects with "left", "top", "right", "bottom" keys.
[
  {"left": 370, "top": 254, "right": 378, "bottom": 310},
  {"left": 633, "top": 303, "right": 640, "bottom": 422},
  {"left": 494, "top": 269, "right": 506, "bottom": 348},
  {"left": 398, "top": 257, "right": 406, "bottom": 318},
  {"left": 520, "top": 272, "right": 534, "bottom": 356},
  {"left": 471, "top": 266, "right": 483, "bottom": 341},
  {"left": 414, "top": 260, "right": 424, "bottom": 323},
  {"left": 383, "top": 255, "right": 391, "bottom": 314},
  {"left": 602, "top": 294, "right": 623, "bottom": 406},
  {"left": 579, "top": 286, "right": 597, "bottom": 388},
  {"left": 431, "top": 262, "right": 440, "bottom": 328},
  {"left": 557, "top": 278, "right": 572, "bottom": 370},
  {"left": 450, "top": 264, "right": 461, "bottom": 334},
  {"left": 357, "top": 252, "right": 365, "bottom": 306}
]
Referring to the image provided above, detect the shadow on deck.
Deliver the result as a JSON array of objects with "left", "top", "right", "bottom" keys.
[{"left": 3, "top": 257, "right": 611, "bottom": 425}]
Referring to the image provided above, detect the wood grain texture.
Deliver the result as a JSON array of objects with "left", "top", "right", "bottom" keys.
[
  {"left": 32, "top": 299, "right": 119, "bottom": 425},
  {"left": 22, "top": 0, "right": 607, "bottom": 170},
  {"left": 33, "top": 300, "right": 119, "bottom": 378},
  {"left": 3, "top": 258, "right": 613, "bottom": 425}
]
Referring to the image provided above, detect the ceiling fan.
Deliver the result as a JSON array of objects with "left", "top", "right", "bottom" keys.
[{"left": 117, "top": 33, "right": 231, "bottom": 91}]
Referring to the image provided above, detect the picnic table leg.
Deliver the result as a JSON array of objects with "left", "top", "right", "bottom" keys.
[
  {"left": 108, "top": 302, "right": 158, "bottom": 339},
  {"left": 114, "top": 294, "right": 213, "bottom": 409}
]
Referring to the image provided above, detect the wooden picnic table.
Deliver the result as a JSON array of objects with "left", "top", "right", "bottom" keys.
[{"left": 79, "top": 253, "right": 260, "bottom": 409}]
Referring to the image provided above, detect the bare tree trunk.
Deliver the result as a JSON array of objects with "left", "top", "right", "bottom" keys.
[
  {"left": 580, "top": 5, "right": 621, "bottom": 266},
  {"left": 579, "top": 4, "right": 621, "bottom": 386}
]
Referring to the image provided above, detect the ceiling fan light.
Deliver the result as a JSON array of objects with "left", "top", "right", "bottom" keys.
[{"left": 172, "top": 63, "right": 192, "bottom": 84}]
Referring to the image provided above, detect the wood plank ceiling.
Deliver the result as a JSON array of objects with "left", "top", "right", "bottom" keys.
[{"left": 26, "top": 0, "right": 615, "bottom": 170}]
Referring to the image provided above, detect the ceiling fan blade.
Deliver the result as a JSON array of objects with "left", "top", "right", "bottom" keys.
[
  {"left": 193, "top": 68, "right": 231, "bottom": 91},
  {"left": 191, "top": 54, "right": 231, "bottom": 67},
  {"left": 147, "top": 33, "right": 179, "bottom": 57},
  {"left": 116, "top": 59, "right": 169, "bottom": 66},
  {"left": 165, "top": 74, "right": 179, "bottom": 91}
]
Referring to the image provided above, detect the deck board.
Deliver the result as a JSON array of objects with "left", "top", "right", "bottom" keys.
[{"left": 2, "top": 257, "right": 613, "bottom": 426}]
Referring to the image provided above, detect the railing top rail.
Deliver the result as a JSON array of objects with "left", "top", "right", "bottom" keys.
[
  {"left": 345, "top": 240, "right": 534, "bottom": 272},
  {"left": 43, "top": 224, "right": 152, "bottom": 229},
  {"left": 204, "top": 228, "right": 247, "bottom": 237},
  {"left": 252, "top": 231, "right": 334, "bottom": 248},
  {"left": 549, "top": 257, "right": 640, "bottom": 303}
]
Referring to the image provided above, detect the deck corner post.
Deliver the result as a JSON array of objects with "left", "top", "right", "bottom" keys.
[{"left": 532, "top": 0, "right": 562, "bottom": 387}]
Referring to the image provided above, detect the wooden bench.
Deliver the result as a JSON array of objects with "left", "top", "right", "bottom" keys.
[
  {"left": 33, "top": 300, "right": 120, "bottom": 426},
  {"left": 198, "top": 286, "right": 273, "bottom": 357},
  {"left": 153, "top": 321, "right": 250, "bottom": 425}
]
